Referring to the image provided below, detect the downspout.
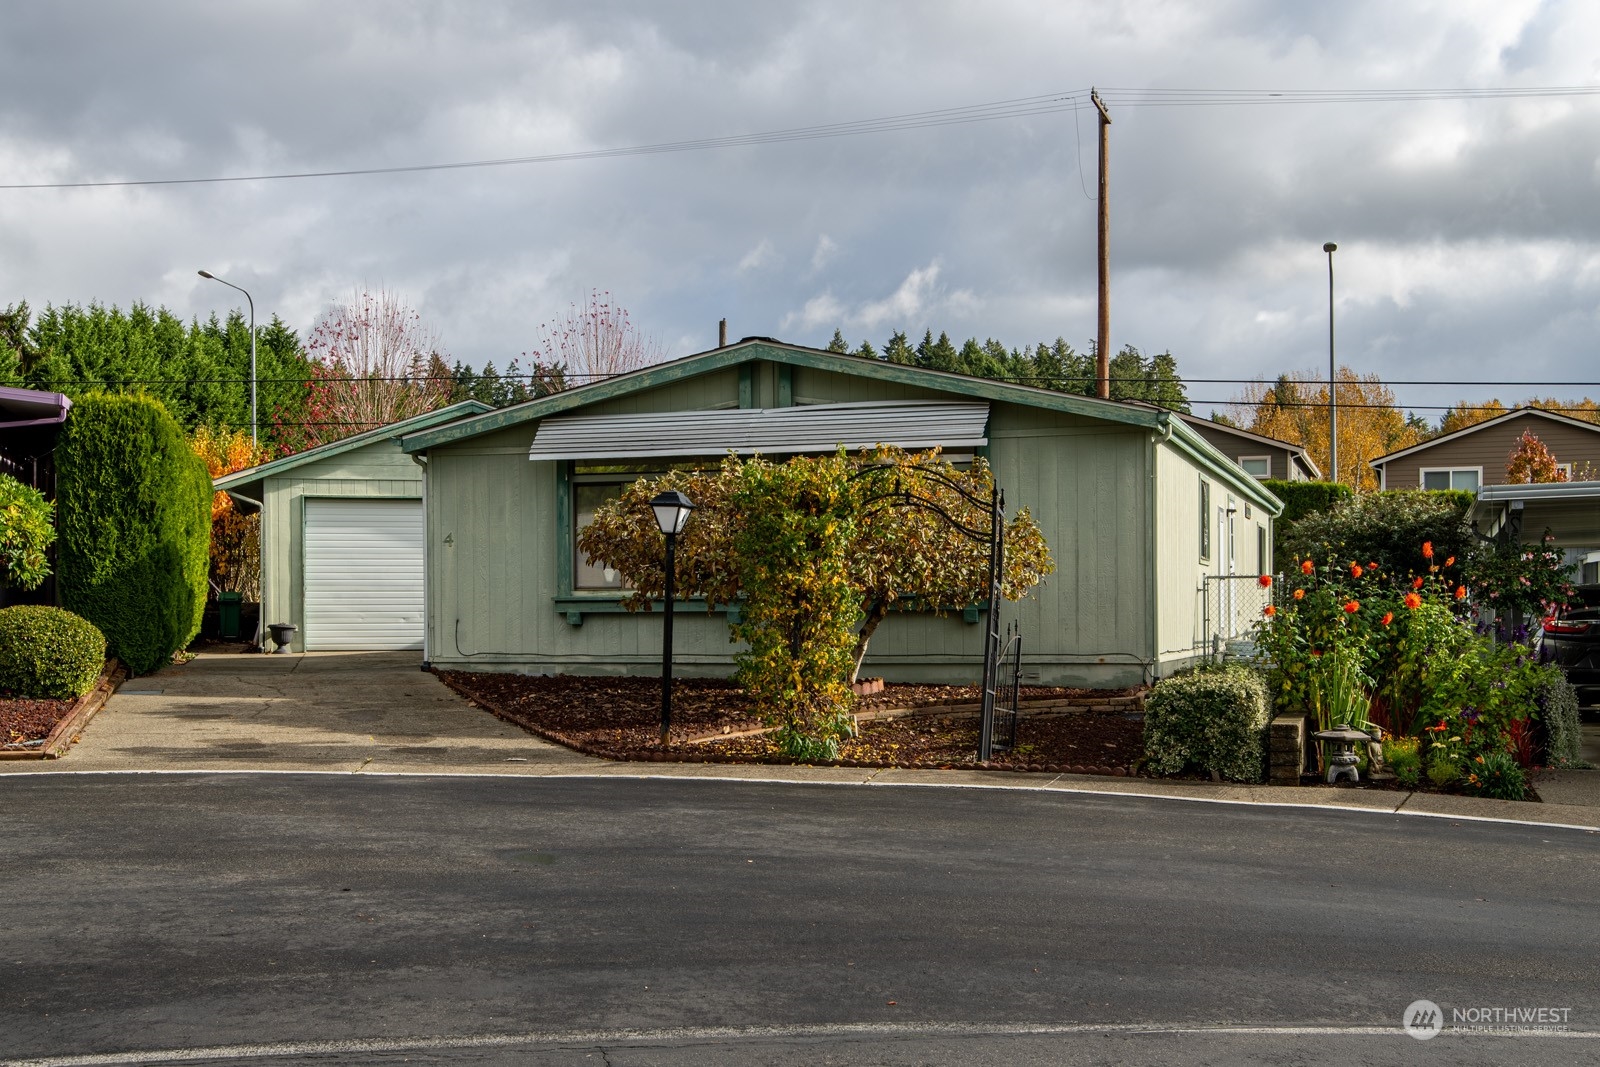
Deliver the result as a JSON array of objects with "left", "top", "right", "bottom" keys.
[
  {"left": 412, "top": 453, "right": 431, "bottom": 669},
  {"left": 1149, "top": 414, "right": 1174, "bottom": 683},
  {"left": 226, "top": 490, "right": 266, "bottom": 651}
]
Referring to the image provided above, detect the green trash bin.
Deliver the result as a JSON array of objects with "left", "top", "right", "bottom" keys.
[{"left": 217, "top": 591, "right": 243, "bottom": 639}]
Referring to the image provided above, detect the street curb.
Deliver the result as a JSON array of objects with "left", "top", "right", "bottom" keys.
[{"left": 8, "top": 766, "right": 1598, "bottom": 833}]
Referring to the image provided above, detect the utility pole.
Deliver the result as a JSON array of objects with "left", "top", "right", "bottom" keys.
[
  {"left": 1092, "top": 89, "right": 1112, "bottom": 400},
  {"left": 1323, "top": 242, "right": 1338, "bottom": 484}
]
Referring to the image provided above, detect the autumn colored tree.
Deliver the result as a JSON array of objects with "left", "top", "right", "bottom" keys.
[
  {"left": 528, "top": 289, "right": 665, "bottom": 384},
  {"left": 1505, "top": 429, "right": 1568, "bottom": 484},
  {"left": 576, "top": 449, "right": 1055, "bottom": 693},
  {"left": 1440, "top": 398, "right": 1600, "bottom": 436},
  {"left": 301, "top": 289, "right": 451, "bottom": 448},
  {"left": 191, "top": 426, "right": 269, "bottom": 599},
  {"left": 1226, "top": 367, "right": 1419, "bottom": 490}
]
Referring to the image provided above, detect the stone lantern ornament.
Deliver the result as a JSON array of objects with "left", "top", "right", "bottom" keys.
[{"left": 1312, "top": 723, "right": 1375, "bottom": 784}]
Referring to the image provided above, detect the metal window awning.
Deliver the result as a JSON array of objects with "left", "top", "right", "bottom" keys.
[{"left": 526, "top": 399, "right": 990, "bottom": 461}]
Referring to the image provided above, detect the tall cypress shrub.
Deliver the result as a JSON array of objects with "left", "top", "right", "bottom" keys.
[{"left": 57, "top": 394, "right": 211, "bottom": 674}]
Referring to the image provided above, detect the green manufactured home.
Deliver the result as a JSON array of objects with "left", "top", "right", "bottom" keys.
[{"left": 399, "top": 340, "right": 1280, "bottom": 687}]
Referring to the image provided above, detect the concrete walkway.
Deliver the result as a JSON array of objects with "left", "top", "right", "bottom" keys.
[{"left": 6, "top": 651, "right": 1600, "bottom": 831}]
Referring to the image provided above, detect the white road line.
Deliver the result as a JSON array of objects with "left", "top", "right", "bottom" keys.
[
  {"left": 6, "top": 1020, "right": 1596, "bottom": 1066},
  {"left": 5, "top": 767, "right": 1599, "bottom": 832}
]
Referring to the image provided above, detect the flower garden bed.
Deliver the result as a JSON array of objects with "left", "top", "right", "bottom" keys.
[{"left": 433, "top": 670, "right": 1147, "bottom": 773}]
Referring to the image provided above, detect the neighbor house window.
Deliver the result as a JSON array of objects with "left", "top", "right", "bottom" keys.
[
  {"left": 1199, "top": 479, "right": 1211, "bottom": 561},
  {"left": 1420, "top": 468, "right": 1481, "bottom": 492},
  {"left": 1557, "top": 463, "right": 1574, "bottom": 479},
  {"left": 1238, "top": 455, "right": 1272, "bottom": 480}
]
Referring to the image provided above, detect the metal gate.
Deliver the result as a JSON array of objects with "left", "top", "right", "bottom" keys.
[
  {"left": 984, "top": 622, "right": 1023, "bottom": 755},
  {"left": 1201, "top": 573, "right": 1277, "bottom": 664}
]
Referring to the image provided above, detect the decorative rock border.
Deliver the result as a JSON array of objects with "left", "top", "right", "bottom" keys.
[
  {"left": 434, "top": 672, "right": 1138, "bottom": 778},
  {"left": 0, "top": 659, "right": 126, "bottom": 761}
]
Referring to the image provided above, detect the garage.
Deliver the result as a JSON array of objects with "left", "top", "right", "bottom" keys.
[
  {"left": 213, "top": 401, "right": 491, "bottom": 654},
  {"left": 303, "top": 498, "right": 425, "bottom": 650}
]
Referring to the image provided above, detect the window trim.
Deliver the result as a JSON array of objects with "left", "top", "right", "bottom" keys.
[
  {"left": 1199, "top": 478, "right": 1211, "bottom": 562},
  {"left": 1237, "top": 454, "right": 1273, "bottom": 480},
  {"left": 1419, "top": 466, "right": 1483, "bottom": 492}
]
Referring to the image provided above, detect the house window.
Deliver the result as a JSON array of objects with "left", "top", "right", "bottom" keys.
[
  {"left": 1199, "top": 479, "right": 1211, "bottom": 561},
  {"left": 570, "top": 458, "right": 717, "bottom": 591},
  {"left": 1238, "top": 455, "right": 1272, "bottom": 480},
  {"left": 573, "top": 482, "right": 628, "bottom": 589},
  {"left": 1258, "top": 525, "right": 1268, "bottom": 573},
  {"left": 1421, "top": 468, "right": 1481, "bottom": 492},
  {"left": 1557, "top": 463, "right": 1574, "bottom": 479}
]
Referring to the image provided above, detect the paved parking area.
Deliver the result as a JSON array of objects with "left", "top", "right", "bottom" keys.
[{"left": 1, "top": 651, "right": 595, "bottom": 775}]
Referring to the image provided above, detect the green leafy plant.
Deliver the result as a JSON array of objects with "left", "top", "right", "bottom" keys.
[
  {"left": 1460, "top": 749, "right": 1529, "bottom": 801},
  {"left": 57, "top": 393, "right": 212, "bottom": 674},
  {"left": 1383, "top": 736, "right": 1422, "bottom": 789},
  {"left": 1426, "top": 750, "right": 1460, "bottom": 790},
  {"left": 0, "top": 473, "right": 55, "bottom": 591},
  {"left": 1142, "top": 666, "right": 1272, "bottom": 783},
  {"left": 0, "top": 605, "right": 106, "bottom": 698},
  {"left": 728, "top": 456, "right": 864, "bottom": 759},
  {"left": 1537, "top": 671, "right": 1590, "bottom": 769}
]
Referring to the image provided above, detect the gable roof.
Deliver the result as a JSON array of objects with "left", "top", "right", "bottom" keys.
[
  {"left": 398, "top": 338, "right": 1280, "bottom": 515},
  {"left": 1176, "top": 413, "right": 1322, "bottom": 478},
  {"left": 214, "top": 400, "right": 493, "bottom": 490},
  {"left": 1369, "top": 407, "right": 1600, "bottom": 468},
  {"left": 398, "top": 339, "right": 1166, "bottom": 452}
]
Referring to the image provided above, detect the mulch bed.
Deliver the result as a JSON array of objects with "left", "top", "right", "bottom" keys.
[
  {"left": 0, "top": 697, "right": 77, "bottom": 752},
  {"left": 433, "top": 671, "right": 1146, "bottom": 774}
]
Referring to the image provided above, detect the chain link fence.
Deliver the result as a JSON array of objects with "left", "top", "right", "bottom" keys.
[{"left": 1201, "top": 573, "right": 1278, "bottom": 665}]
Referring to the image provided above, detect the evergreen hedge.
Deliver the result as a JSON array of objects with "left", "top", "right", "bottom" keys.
[
  {"left": 57, "top": 394, "right": 211, "bottom": 674},
  {"left": 0, "top": 606, "right": 106, "bottom": 697},
  {"left": 1280, "top": 489, "right": 1477, "bottom": 578}
]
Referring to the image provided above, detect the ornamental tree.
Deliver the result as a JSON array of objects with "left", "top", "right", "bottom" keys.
[
  {"left": 576, "top": 449, "right": 1056, "bottom": 750},
  {"left": 190, "top": 426, "right": 270, "bottom": 599},
  {"left": 302, "top": 289, "right": 452, "bottom": 447},
  {"left": 1505, "top": 429, "right": 1567, "bottom": 484}
]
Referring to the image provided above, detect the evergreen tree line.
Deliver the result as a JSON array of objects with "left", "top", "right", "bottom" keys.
[
  {"left": 0, "top": 301, "right": 315, "bottom": 452},
  {"left": 823, "top": 328, "right": 1190, "bottom": 412}
]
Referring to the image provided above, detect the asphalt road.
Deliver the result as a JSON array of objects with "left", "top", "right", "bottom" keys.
[{"left": 3, "top": 773, "right": 1598, "bottom": 1066}]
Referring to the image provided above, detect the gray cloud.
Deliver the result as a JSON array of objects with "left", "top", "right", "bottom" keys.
[{"left": 0, "top": 0, "right": 1597, "bottom": 425}]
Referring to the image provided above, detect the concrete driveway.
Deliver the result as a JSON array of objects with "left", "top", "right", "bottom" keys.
[{"left": 3, "top": 651, "right": 595, "bottom": 774}]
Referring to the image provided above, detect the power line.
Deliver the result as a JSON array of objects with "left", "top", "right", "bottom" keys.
[{"left": 6, "top": 83, "right": 1597, "bottom": 191}]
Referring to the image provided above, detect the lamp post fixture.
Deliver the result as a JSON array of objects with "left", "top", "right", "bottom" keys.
[
  {"left": 198, "top": 270, "right": 257, "bottom": 448},
  {"left": 649, "top": 489, "right": 696, "bottom": 747},
  {"left": 1322, "top": 242, "right": 1337, "bottom": 485}
]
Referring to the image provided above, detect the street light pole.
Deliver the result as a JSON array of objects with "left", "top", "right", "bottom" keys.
[
  {"left": 649, "top": 489, "right": 696, "bottom": 748},
  {"left": 198, "top": 270, "right": 256, "bottom": 448},
  {"left": 1323, "top": 243, "right": 1337, "bottom": 485}
]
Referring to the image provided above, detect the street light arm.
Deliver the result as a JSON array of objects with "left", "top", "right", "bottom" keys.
[{"left": 198, "top": 268, "right": 258, "bottom": 448}]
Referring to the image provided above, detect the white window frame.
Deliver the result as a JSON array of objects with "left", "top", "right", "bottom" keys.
[
  {"left": 1557, "top": 462, "right": 1573, "bottom": 479},
  {"left": 1199, "top": 478, "right": 1211, "bottom": 562},
  {"left": 1419, "top": 466, "right": 1483, "bottom": 492},
  {"left": 1237, "top": 454, "right": 1273, "bottom": 481}
]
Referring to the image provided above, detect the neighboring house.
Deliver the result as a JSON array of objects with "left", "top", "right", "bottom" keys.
[
  {"left": 1370, "top": 408, "right": 1600, "bottom": 491},
  {"left": 214, "top": 401, "right": 492, "bottom": 652},
  {"left": 1177, "top": 414, "right": 1321, "bottom": 482},
  {"left": 0, "top": 385, "right": 72, "bottom": 498},
  {"left": 398, "top": 339, "right": 1280, "bottom": 687}
]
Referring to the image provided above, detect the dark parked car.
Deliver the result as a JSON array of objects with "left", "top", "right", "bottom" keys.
[{"left": 1535, "top": 585, "right": 1600, "bottom": 710}]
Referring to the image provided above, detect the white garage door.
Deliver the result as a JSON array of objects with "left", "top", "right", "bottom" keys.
[{"left": 303, "top": 498, "right": 425, "bottom": 651}]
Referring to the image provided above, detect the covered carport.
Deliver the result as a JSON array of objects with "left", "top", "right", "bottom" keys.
[{"left": 1470, "top": 481, "right": 1600, "bottom": 583}]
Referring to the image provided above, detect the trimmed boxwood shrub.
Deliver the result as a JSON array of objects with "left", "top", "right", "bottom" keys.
[
  {"left": 0, "top": 605, "right": 107, "bottom": 697},
  {"left": 57, "top": 394, "right": 211, "bottom": 675},
  {"left": 1143, "top": 665, "right": 1272, "bottom": 782}
]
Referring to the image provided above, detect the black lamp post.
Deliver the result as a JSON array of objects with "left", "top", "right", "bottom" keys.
[{"left": 649, "top": 489, "right": 696, "bottom": 746}]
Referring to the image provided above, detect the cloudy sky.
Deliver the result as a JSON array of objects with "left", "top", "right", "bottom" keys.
[{"left": 1, "top": 0, "right": 1597, "bottom": 419}]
